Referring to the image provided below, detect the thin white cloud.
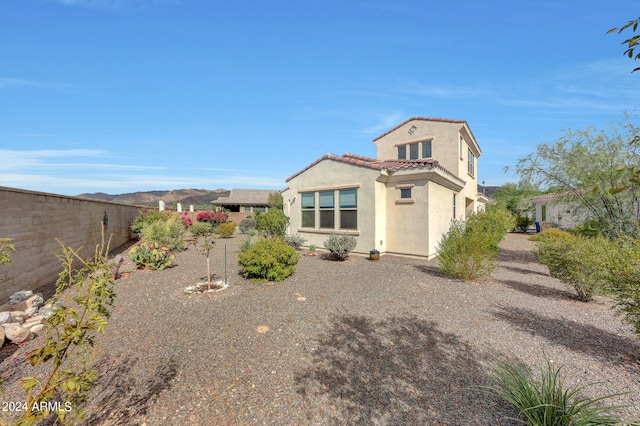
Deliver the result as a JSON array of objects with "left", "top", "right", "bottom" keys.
[
  {"left": 0, "top": 149, "right": 108, "bottom": 170},
  {"left": 0, "top": 78, "right": 78, "bottom": 90},
  {"left": 363, "top": 111, "right": 405, "bottom": 135},
  {"left": 45, "top": 0, "right": 182, "bottom": 10},
  {"left": 399, "top": 80, "right": 488, "bottom": 98}
]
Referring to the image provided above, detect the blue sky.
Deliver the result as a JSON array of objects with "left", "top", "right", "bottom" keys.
[{"left": 1, "top": 0, "right": 638, "bottom": 196}]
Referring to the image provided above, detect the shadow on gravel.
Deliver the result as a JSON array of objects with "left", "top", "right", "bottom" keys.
[
  {"left": 499, "top": 264, "right": 549, "bottom": 277},
  {"left": 295, "top": 314, "right": 517, "bottom": 425},
  {"left": 84, "top": 354, "right": 179, "bottom": 425},
  {"left": 492, "top": 306, "right": 640, "bottom": 366},
  {"left": 494, "top": 278, "right": 576, "bottom": 301},
  {"left": 413, "top": 264, "right": 449, "bottom": 278},
  {"left": 497, "top": 248, "right": 538, "bottom": 264}
]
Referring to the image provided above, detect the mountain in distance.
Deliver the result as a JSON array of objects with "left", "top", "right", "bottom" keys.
[{"left": 77, "top": 188, "right": 231, "bottom": 207}]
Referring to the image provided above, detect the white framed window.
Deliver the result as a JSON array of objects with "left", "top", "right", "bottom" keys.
[
  {"left": 300, "top": 187, "right": 359, "bottom": 231},
  {"left": 339, "top": 189, "right": 357, "bottom": 230},
  {"left": 301, "top": 192, "right": 315, "bottom": 228},
  {"left": 319, "top": 191, "right": 335, "bottom": 229},
  {"left": 468, "top": 149, "right": 475, "bottom": 176}
]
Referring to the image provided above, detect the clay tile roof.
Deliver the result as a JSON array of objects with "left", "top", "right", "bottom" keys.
[{"left": 285, "top": 152, "right": 461, "bottom": 182}]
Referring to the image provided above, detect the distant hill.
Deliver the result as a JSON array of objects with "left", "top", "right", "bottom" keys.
[{"left": 76, "top": 188, "right": 231, "bottom": 207}]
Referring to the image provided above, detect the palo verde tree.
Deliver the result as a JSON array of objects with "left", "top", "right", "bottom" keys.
[
  {"left": 512, "top": 116, "right": 640, "bottom": 237},
  {"left": 493, "top": 181, "right": 543, "bottom": 220},
  {"left": 608, "top": 17, "right": 640, "bottom": 73}
]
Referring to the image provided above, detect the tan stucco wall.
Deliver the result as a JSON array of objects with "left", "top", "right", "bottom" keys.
[
  {"left": 427, "top": 182, "right": 456, "bottom": 256},
  {"left": 0, "top": 186, "right": 139, "bottom": 304},
  {"left": 283, "top": 160, "right": 381, "bottom": 254},
  {"left": 384, "top": 178, "right": 430, "bottom": 257},
  {"left": 373, "top": 118, "right": 479, "bottom": 221}
]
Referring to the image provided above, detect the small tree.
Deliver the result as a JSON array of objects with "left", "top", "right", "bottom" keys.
[
  {"left": 267, "top": 192, "right": 284, "bottom": 210},
  {"left": 194, "top": 235, "right": 216, "bottom": 290},
  {"left": 13, "top": 233, "right": 115, "bottom": 424},
  {"left": 608, "top": 17, "right": 640, "bottom": 73},
  {"left": 0, "top": 237, "right": 15, "bottom": 273},
  {"left": 512, "top": 117, "right": 640, "bottom": 237}
]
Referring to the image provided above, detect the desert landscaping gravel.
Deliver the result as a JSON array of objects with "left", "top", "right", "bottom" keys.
[{"left": 1, "top": 233, "right": 639, "bottom": 425}]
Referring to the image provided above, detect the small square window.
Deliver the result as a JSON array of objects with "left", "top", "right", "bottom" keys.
[{"left": 400, "top": 188, "right": 412, "bottom": 199}]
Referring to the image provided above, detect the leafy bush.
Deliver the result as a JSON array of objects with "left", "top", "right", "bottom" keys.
[
  {"left": 12, "top": 234, "right": 116, "bottom": 425},
  {"left": 239, "top": 217, "right": 256, "bottom": 234},
  {"left": 0, "top": 237, "right": 15, "bottom": 268},
  {"left": 284, "top": 233, "right": 306, "bottom": 249},
  {"left": 438, "top": 209, "right": 512, "bottom": 280},
  {"left": 255, "top": 209, "right": 289, "bottom": 238},
  {"left": 131, "top": 209, "right": 174, "bottom": 236},
  {"left": 482, "top": 355, "right": 637, "bottom": 425},
  {"left": 570, "top": 220, "right": 609, "bottom": 238},
  {"left": 197, "top": 208, "right": 228, "bottom": 224},
  {"left": 533, "top": 234, "right": 616, "bottom": 302},
  {"left": 189, "top": 221, "right": 213, "bottom": 237},
  {"left": 514, "top": 214, "right": 533, "bottom": 232},
  {"left": 179, "top": 212, "right": 193, "bottom": 228},
  {"left": 323, "top": 233, "right": 357, "bottom": 261},
  {"left": 604, "top": 236, "right": 640, "bottom": 337},
  {"left": 237, "top": 238, "right": 300, "bottom": 282},
  {"left": 238, "top": 235, "right": 256, "bottom": 252},
  {"left": 139, "top": 213, "right": 185, "bottom": 252},
  {"left": 129, "top": 241, "right": 175, "bottom": 270},
  {"left": 217, "top": 222, "right": 236, "bottom": 238},
  {"left": 528, "top": 227, "right": 574, "bottom": 242}
]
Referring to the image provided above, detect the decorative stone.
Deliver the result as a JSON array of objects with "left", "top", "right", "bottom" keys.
[
  {"left": 0, "top": 311, "right": 11, "bottom": 325},
  {"left": 38, "top": 305, "right": 55, "bottom": 318},
  {"left": 25, "top": 307, "right": 39, "bottom": 317},
  {"left": 9, "top": 312, "right": 25, "bottom": 324},
  {"left": 0, "top": 327, "right": 4, "bottom": 347},
  {"left": 28, "top": 324, "right": 44, "bottom": 334},
  {"left": 25, "top": 294, "right": 44, "bottom": 309},
  {"left": 9, "top": 290, "right": 33, "bottom": 305},
  {"left": 4, "top": 324, "right": 32, "bottom": 343},
  {"left": 23, "top": 315, "right": 45, "bottom": 328}
]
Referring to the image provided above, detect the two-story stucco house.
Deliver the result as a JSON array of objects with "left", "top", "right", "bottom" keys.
[{"left": 282, "top": 116, "right": 483, "bottom": 259}]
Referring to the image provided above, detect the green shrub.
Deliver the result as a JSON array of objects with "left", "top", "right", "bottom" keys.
[
  {"left": 482, "top": 355, "right": 637, "bottom": 425},
  {"left": 605, "top": 236, "right": 640, "bottom": 337},
  {"left": 238, "top": 235, "right": 256, "bottom": 252},
  {"left": 438, "top": 220, "right": 497, "bottom": 280},
  {"left": 570, "top": 220, "right": 609, "bottom": 238},
  {"left": 255, "top": 209, "right": 289, "bottom": 238},
  {"left": 529, "top": 227, "right": 574, "bottom": 242},
  {"left": 129, "top": 241, "right": 175, "bottom": 270},
  {"left": 239, "top": 217, "right": 256, "bottom": 234},
  {"left": 438, "top": 210, "right": 512, "bottom": 280},
  {"left": 189, "top": 221, "right": 213, "bottom": 237},
  {"left": 131, "top": 209, "right": 174, "bottom": 236},
  {"left": 0, "top": 237, "right": 15, "bottom": 268},
  {"left": 284, "top": 233, "right": 306, "bottom": 249},
  {"left": 533, "top": 234, "right": 616, "bottom": 302},
  {"left": 139, "top": 214, "right": 185, "bottom": 251},
  {"left": 216, "top": 222, "right": 236, "bottom": 238},
  {"left": 514, "top": 214, "right": 533, "bottom": 232},
  {"left": 237, "top": 238, "right": 300, "bottom": 282},
  {"left": 323, "top": 233, "right": 357, "bottom": 261}
]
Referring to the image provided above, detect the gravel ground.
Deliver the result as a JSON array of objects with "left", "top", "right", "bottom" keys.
[{"left": 1, "top": 233, "right": 639, "bottom": 425}]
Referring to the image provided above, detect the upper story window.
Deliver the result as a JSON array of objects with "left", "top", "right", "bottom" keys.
[
  {"left": 468, "top": 148, "right": 475, "bottom": 176},
  {"left": 398, "top": 145, "right": 406, "bottom": 160},
  {"left": 397, "top": 139, "right": 433, "bottom": 160}
]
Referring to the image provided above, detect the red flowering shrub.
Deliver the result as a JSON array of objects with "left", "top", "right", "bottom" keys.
[
  {"left": 179, "top": 212, "right": 193, "bottom": 227},
  {"left": 197, "top": 209, "right": 229, "bottom": 224}
]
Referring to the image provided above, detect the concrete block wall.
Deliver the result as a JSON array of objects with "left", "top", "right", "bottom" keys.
[{"left": 0, "top": 186, "right": 139, "bottom": 304}]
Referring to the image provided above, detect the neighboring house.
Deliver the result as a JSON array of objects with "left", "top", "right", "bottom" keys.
[
  {"left": 211, "top": 189, "right": 276, "bottom": 213},
  {"left": 531, "top": 192, "right": 582, "bottom": 230},
  {"left": 282, "top": 116, "right": 484, "bottom": 259}
]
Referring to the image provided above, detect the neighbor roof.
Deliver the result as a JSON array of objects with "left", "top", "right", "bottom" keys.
[{"left": 211, "top": 188, "right": 276, "bottom": 206}]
